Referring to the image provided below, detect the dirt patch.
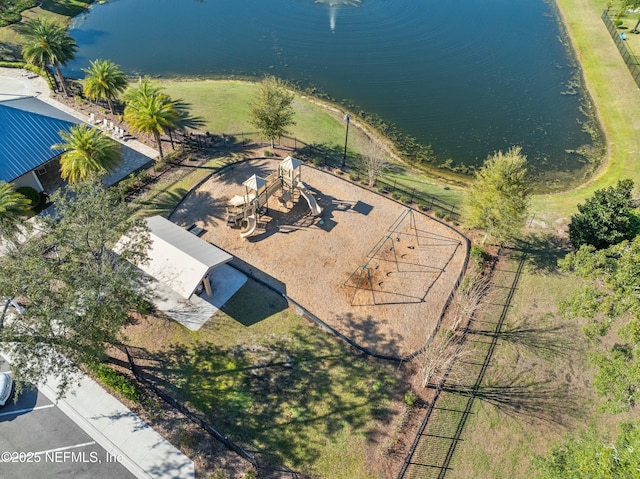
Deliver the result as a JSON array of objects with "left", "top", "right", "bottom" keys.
[{"left": 170, "top": 158, "right": 468, "bottom": 358}]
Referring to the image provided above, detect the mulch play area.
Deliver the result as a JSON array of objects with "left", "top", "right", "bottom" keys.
[{"left": 170, "top": 158, "right": 468, "bottom": 358}]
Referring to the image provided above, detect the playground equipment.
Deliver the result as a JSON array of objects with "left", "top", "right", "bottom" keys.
[
  {"left": 297, "top": 181, "right": 323, "bottom": 216},
  {"left": 227, "top": 157, "right": 322, "bottom": 238},
  {"left": 343, "top": 208, "right": 416, "bottom": 306},
  {"left": 240, "top": 215, "right": 257, "bottom": 239}
]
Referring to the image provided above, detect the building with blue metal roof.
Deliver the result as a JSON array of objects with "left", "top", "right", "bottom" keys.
[{"left": 0, "top": 96, "right": 79, "bottom": 192}]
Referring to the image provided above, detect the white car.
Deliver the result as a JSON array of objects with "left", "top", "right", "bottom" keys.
[{"left": 0, "top": 372, "right": 13, "bottom": 406}]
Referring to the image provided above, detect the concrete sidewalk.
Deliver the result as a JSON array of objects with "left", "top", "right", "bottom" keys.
[{"left": 39, "top": 373, "right": 195, "bottom": 479}]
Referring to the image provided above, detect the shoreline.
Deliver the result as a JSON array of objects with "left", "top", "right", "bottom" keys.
[{"left": 3, "top": 0, "right": 638, "bottom": 219}]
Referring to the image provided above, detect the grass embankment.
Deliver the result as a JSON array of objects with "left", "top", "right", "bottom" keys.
[
  {"left": 532, "top": 0, "right": 640, "bottom": 220},
  {"left": 159, "top": 79, "right": 465, "bottom": 207},
  {"left": 125, "top": 279, "right": 401, "bottom": 478},
  {"left": 0, "top": 0, "right": 91, "bottom": 48}
]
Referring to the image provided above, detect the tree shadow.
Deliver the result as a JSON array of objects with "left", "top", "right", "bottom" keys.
[
  {"left": 131, "top": 328, "right": 400, "bottom": 470},
  {"left": 170, "top": 189, "right": 229, "bottom": 228},
  {"left": 443, "top": 373, "right": 583, "bottom": 427},
  {"left": 174, "top": 99, "right": 206, "bottom": 131},
  {"left": 468, "top": 320, "right": 574, "bottom": 359},
  {"left": 298, "top": 142, "right": 345, "bottom": 168},
  {"left": 334, "top": 312, "right": 406, "bottom": 358},
  {"left": 209, "top": 159, "right": 277, "bottom": 188},
  {"left": 515, "top": 232, "right": 571, "bottom": 275}
]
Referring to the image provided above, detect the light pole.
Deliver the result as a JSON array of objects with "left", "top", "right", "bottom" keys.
[{"left": 342, "top": 113, "right": 350, "bottom": 168}]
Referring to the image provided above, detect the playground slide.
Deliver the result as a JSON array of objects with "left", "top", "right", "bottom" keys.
[
  {"left": 240, "top": 215, "right": 257, "bottom": 238},
  {"left": 297, "top": 181, "right": 322, "bottom": 216}
]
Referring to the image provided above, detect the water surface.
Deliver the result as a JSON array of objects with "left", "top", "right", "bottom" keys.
[{"left": 67, "top": 0, "right": 599, "bottom": 188}]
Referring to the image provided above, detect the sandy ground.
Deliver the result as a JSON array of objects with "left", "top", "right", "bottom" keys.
[{"left": 171, "top": 159, "right": 467, "bottom": 358}]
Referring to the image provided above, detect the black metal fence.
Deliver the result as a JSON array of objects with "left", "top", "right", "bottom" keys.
[
  {"left": 602, "top": 9, "right": 640, "bottom": 88},
  {"left": 170, "top": 129, "right": 460, "bottom": 220}
]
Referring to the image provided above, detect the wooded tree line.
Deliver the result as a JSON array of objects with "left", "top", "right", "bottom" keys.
[{"left": 537, "top": 179, "right": 640, "bottom": 477}]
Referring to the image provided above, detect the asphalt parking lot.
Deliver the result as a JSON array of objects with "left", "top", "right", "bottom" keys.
[{"left": 0, "top": 360, "right": 134, "bottom": 479}]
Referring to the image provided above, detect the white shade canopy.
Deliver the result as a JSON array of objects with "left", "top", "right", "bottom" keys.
[
  {"left": 280, "top": 156, "right": 303, "bottom": 171},
  {"left": 242, "top": 174, "right": 267, "bottom": 191},
  {"left": 121, "top": 216, "right": 232, "bottom": 299}
]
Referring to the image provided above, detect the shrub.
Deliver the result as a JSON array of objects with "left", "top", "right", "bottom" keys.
[
  {"left": 392, "top": 191, "right": 402, "bottom": 200},
  {"left": 349, "top": 171, "right": 360, "bottom": 182},
  {"left": 118, "top": 174, "right": 138, "bottom": 194},
  {"left": 137, "top": 171, "right": 152, "bottom": 184},
  {"left": 403, "top": 391, "right": 417, "bottom": 408},
  {"left": 263, "top": 149, "right": 274, "bottom": 157},
  {"left": 434, "top": 209, "right": 445, "bottom": 218},
  {"left": 470, "top": 245, "right": 489, "bottom": 268},
  {"left": 0, "top": 61, "right": 26, "bottom": 68},
  {"left": 16, "top": 186, "right": 40, "bottom": 208},
  {"left": 88, "top": 362, "right": 142, "bottom": 403},
  {"left": 311, "top": 157, "right": 322, "bottom": 166}
]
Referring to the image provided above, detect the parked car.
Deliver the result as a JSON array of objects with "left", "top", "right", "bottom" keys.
[{"left": 0, "top": 372, "right": 13, "bottom": 406}]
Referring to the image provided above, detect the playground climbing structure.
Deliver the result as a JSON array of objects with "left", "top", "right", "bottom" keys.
[{"left": 226, "top": 156, "right": 323, "bottom": 238}]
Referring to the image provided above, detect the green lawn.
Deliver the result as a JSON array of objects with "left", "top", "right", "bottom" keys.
[
  {"left": 159, "top": 79, "right": 388, "bottom": 161},
  {"left": 133, "top": 154, "right": 238, "bottom": 218},
  {"left": 125, "top": 279, "right": 402, "bottom": 478},
  {"left": 443, "top": 244, "right": 588, "bottom": 478},
  {"left": 157, "top": 79, "right": 467, "bottom": 208},
  {"left": 440, "top": 235, "right": 639, "bottom": 478},
  {"left": 0, "top": 0, "right": 92, "bottom": 49}
]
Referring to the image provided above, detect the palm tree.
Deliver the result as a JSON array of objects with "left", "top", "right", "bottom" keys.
[
  {"left": 52, "top": 124, "right": 122, "bottom": 184},
  {"left": 0, "top": 182, "right": 32, "bottom": 240},
  {"left": 83, "top": 59, "right": 128, "bottom": 114},
  {"left": 21, "top": 18, "right": 77, "bottom": 97},
  {"left": 123, "top": 78, "right": 178, "bottom": 158}
]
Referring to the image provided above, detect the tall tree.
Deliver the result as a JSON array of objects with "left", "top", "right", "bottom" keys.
[
  {"left": 83, "top": 58, "right": 128, "bottom": 114},
  {"left": 52, "top": 124, "right": 122, "bottom": 184},
  {"left": 0, "top": 179, "right": 150, "bottom": 396},
  {"left": 123, "top": 77, "right": 178, "bottom": 158},
  {"left": 0, "top": 181, "right": 32, "bottom": 240},
  {"left": 250, "top": 76, "right": 296, "bottom": 148},
  {"left": 21, "top": 18, "right": 77, "bottom": 97},
  {"left": 568, "top": 179, "right": 639, "bottom": 250},
  {"left": 463, "top": 147, "right": 531, "bottom": 244}
]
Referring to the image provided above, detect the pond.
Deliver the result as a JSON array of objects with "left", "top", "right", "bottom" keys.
[{"left": 66, "top": 0, "right": 600, "bottom": 190}]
